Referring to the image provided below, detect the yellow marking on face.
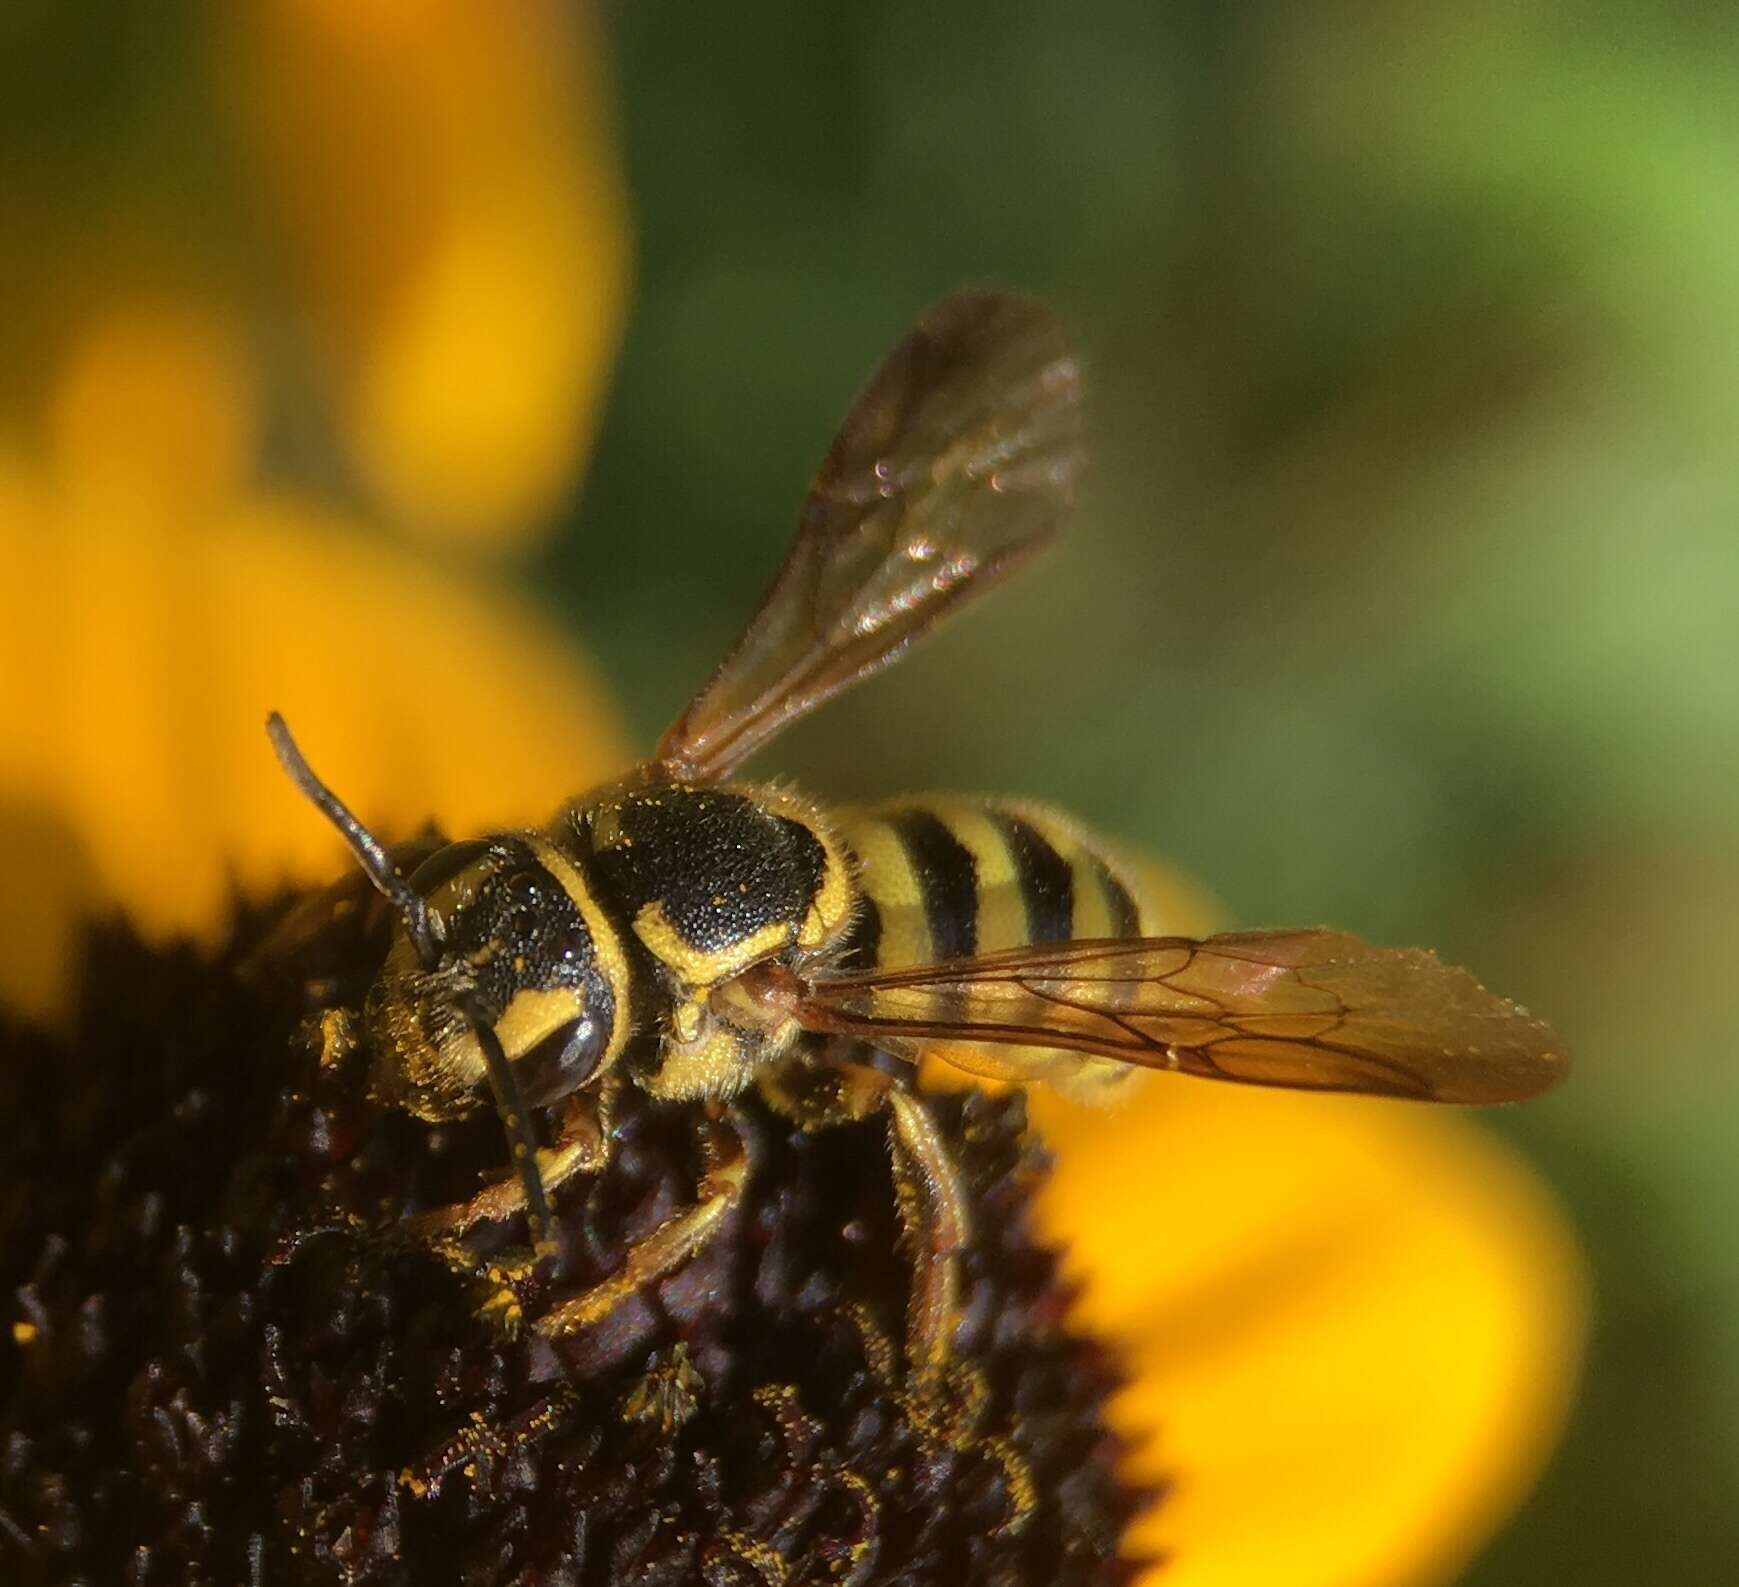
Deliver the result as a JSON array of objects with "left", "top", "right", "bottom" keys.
[
  {"left": 631, "top": 901, "right": 793, "bottom": 986},
  {"left": 370, "top": 930, "right": 488, "bottom": 1116},
  {"left": 526, "top": 833, "right": 633, "bottom": 1066},
  {"left": 12, "top": 1321, "right": 38, "bottom": 1346},
  {"left": 493, "top": 985, "right": 584, "bottom": 1061}
]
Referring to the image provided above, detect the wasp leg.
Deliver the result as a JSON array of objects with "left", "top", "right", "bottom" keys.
[
  {"left": 409, "top": 1080, "right": 618, "bottom": 1241},
  {"left": 760, "top": 1057, "right": 969, "bottom": 1392},
  {"left": 883, "top": 1086, "right": 971, "bottom": 1394},
  {"left": 756, "top": 1046, "right": 890, "bottom": 1132},
  {"left": 534, "top": 1109, "right": 748, "bottom": 1340}
]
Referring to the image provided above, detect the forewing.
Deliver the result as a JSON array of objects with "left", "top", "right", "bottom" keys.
[
  {"left": 793, "top": 928, "right": 1569, "bottom": 1103},
  {"left": 656, "top": 291, "right": 1083, "bottom": 779}
]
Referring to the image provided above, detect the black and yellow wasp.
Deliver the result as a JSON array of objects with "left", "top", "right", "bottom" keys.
[{"left": 269, "top": 291, "right": 1567, "bottom": 1387}]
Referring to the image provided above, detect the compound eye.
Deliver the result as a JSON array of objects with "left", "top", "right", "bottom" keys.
[{"left": 516, "top": 1015, "right": 608, "bottom": 1107}]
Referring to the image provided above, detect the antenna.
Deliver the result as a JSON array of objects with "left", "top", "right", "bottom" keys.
[
  {"left": 460, "top": 993, "right": 557, "bottom": 1258},
  {"left": 266, "top": 711, "right": 442, "bottom": 970},
  {"left": 266, "top": 712, "right": 558, "bottom": 1257}
]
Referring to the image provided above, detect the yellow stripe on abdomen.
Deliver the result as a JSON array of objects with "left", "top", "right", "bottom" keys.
[
  {"left": 834, "top": 795, "right": 1154, "bottom": 1100},
  {"left": 837, "top": 795, "right": 1153, "bottom": 967}
]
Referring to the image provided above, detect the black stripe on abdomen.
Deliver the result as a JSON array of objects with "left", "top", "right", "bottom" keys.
[
  {"left": 890, "top": 809, "right": 979, "bottom": 961},
  {"left": 1090, "top": 855, "right": 1141, "bottom": 938},
  {"left": 993, "top": 813, "right": 1075, "bottom": 944}
]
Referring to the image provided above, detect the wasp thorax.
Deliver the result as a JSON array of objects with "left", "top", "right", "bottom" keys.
[
  {"left": 580, "top": 783, "right": 853, "bottom": 989},
  {"left": 553, "top": 782, "right": 852, "bottom": 1099},
  {"left": 365, "top": 835, "right": 622, "bottom": 1122}
]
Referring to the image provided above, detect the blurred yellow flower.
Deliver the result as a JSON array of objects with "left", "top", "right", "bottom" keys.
[
  {"left": 0, "top": 0, "right": 626, "bottom": 553},
  {"left": 233, "top": 0, "right": 629, "bottom": 545},
  {"left": 1035, "top": 1085, "right": 1582, "bottom": 1587},
  {"left": 0, "top": 294, "right": 627, "bottom": 1024},
  {"left": 0, "top": 0, "right": 630, "bottom": 1015},
  {"left": 0, "top": 9, "right": 1585, "bottom": 1587}
]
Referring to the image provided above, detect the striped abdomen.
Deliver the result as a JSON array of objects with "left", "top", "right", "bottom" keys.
[{"left": 831, "top": 796, "right": 1155, "bottom": 1095}]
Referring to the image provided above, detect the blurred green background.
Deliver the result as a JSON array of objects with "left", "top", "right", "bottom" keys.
[
  {"left": 570, "top": 6, "right": 1739, "bottom": 1581},
  {"left": 4, "top": 1, "right": 1737, "bottom": 1580}
]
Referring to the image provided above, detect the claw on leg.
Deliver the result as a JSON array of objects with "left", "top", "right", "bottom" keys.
[{"left": 407, "top": 1084, "right": 616, "bottom": 1245}]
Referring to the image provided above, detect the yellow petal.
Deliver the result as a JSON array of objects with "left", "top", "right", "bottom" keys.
[
  {"left": 45, "top": 301, "right": 260, "bottom": 510},
  {"left": 1032, "top": 1081, "right": 1586, "bottom": 1587},
  {"left": 234, "top": 0, "right": 630, "bottom": 548},
  {"left": 0, "top": 491, "right": 630, "bottom": 1025}
]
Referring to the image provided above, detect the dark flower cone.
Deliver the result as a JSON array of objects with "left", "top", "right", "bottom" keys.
[{"left": 0, "top": 900, "right": 1158, "bottom": 1586}]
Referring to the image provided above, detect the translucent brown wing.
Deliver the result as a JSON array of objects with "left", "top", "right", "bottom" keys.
[
  {"left": 656, "top": 290, "right": 1083, "bottom": 780},
  {"left": 786, "top": 928, "right": 1569, "bottom": 1103}
]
